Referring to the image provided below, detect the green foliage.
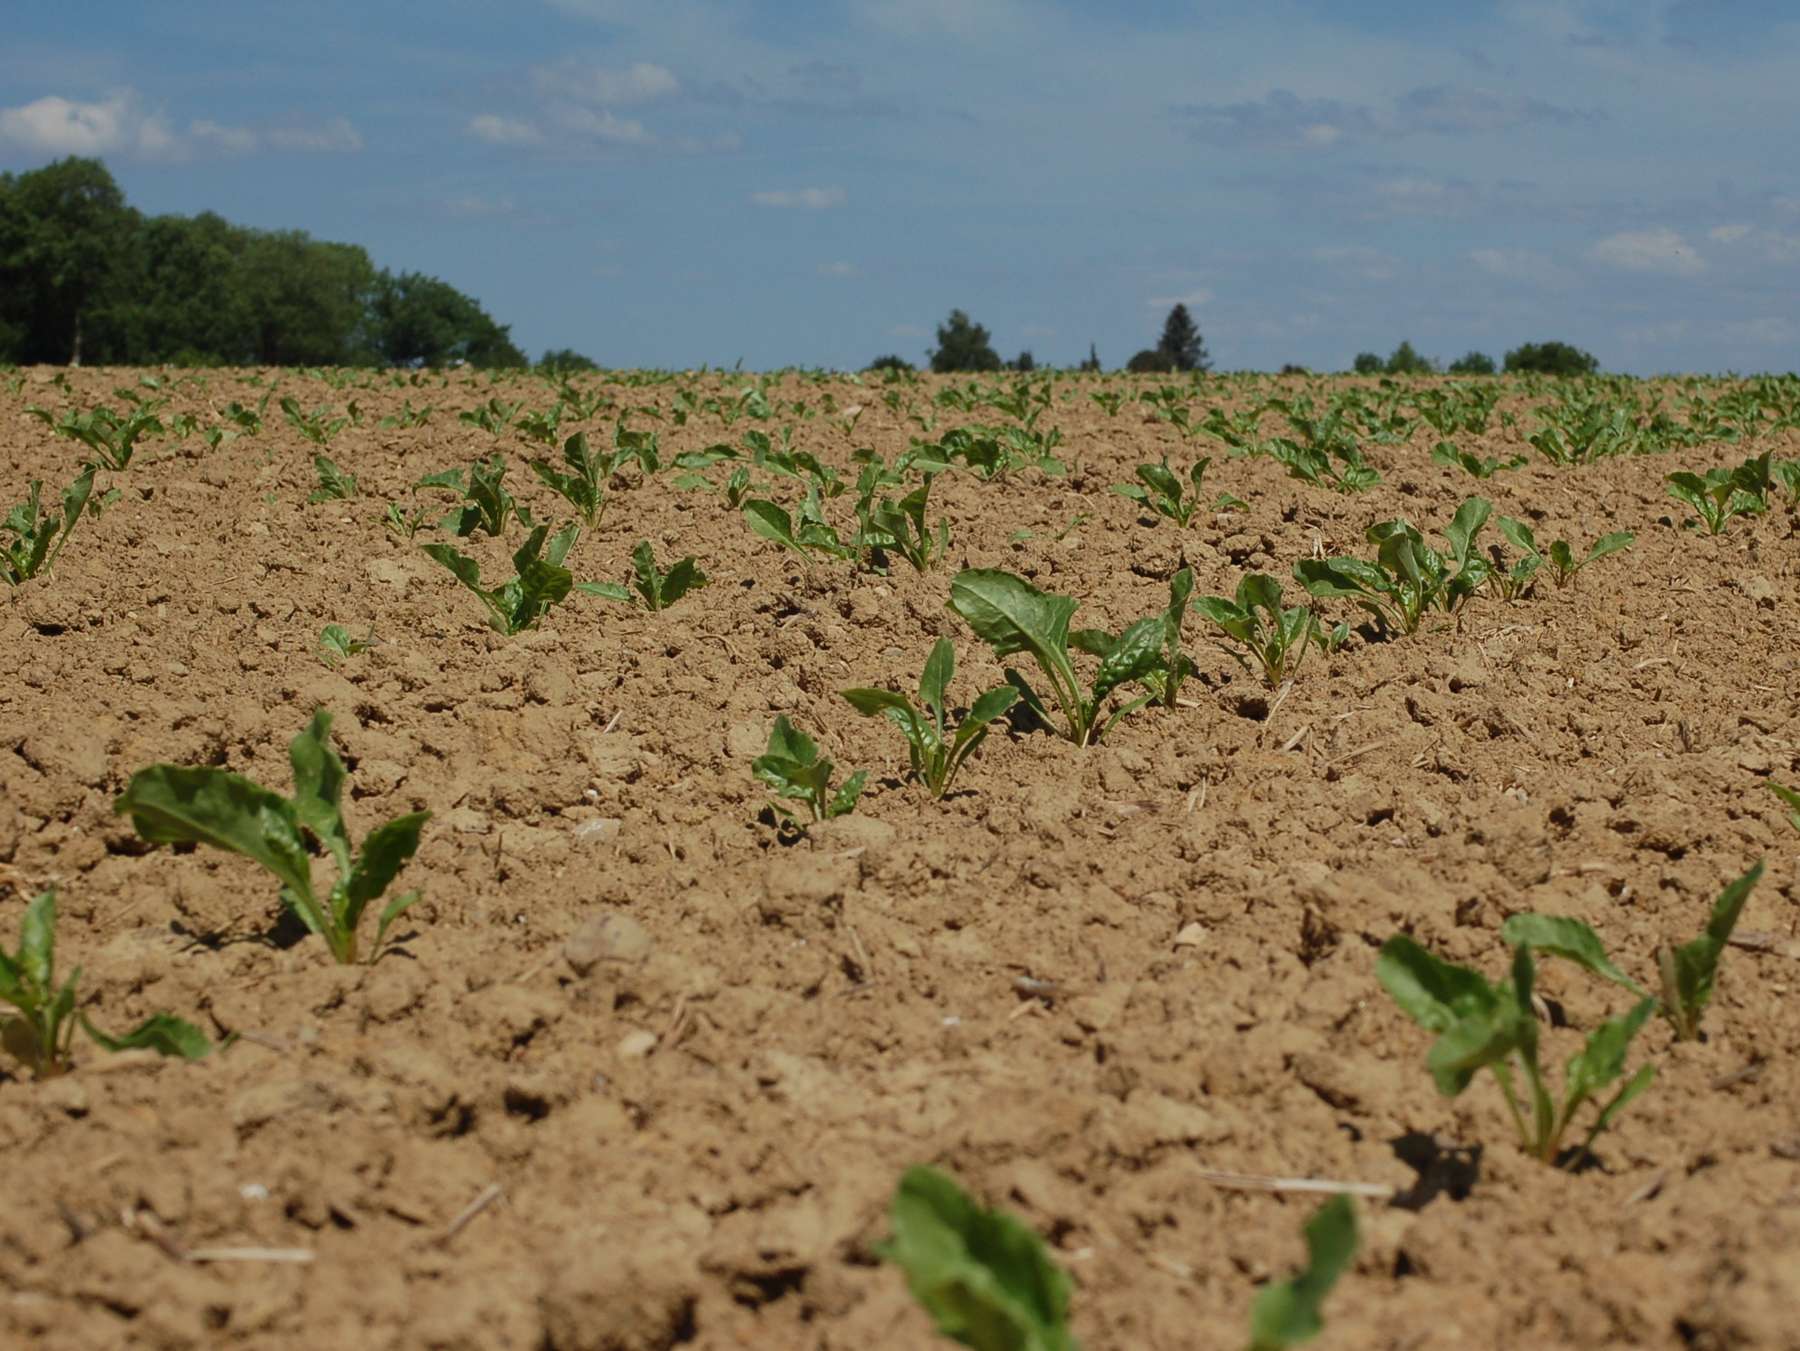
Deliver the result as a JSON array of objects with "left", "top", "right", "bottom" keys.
[
  {"left": 370, "top": 270, "right": 525, "bottom": 368},
  {"left": 1666, "top": 459, "right": 1768, "bottom": 535},
  {"left": 1111, "top": 457, "right": 1212, "bottom": 525},
  {"left": 1446, "top": 351, "right": 1497, "bottom": 375},
  {"left": 280, "top": 396, "right": 349, "bottom": 447},
  {"left": 948, "top": 569, "right": 1165, "bottom": 746},
  {"left": 1773, "top": 459, "right": 1800, "bottom": 509},
  {"left": 930, "top": 310, "right": 1003, "bottom": 374},
  {"left": 1657, "top": 863, "right": 1762, "bottom": 1042},
  {"left": 1431, "top": 440, "right": 1523, "bottom": 479},
  {"left": 423, "top": 523, "right": 580, "bottom": 635},
  {"left": 579, "top": 540, "right": 707, "bottom": 611},
  {"left": 115, "top": 711, "right": 430, "bottom": 965},
  {"left": 1195, "top": 574, "right": 1322, "bottom": 688},
  {"left": 1135, "top": 568, "right": 1197, "bottom": 708},
  {"left": 879, "top": 1165, "right": 1079, "bottom": 1351},
  {"left": 420, "top": 456, "right": 527, "bottom": 537},
  {"left": 0, "top": 888, "right": 211, "bottom": 1079},
  {"left": 318, "top": 624, "right": 374, "bottom": 665},
  {"left": 752, "top": 716, "right": 867, "bottom": 824},
  {"left": 1494, "top": 518, "right": 1633, "bottom": 589},
  {"left": 3, "top": 469, "right": 95, "bottom": 586},
  {"left": 868, "top": 354, "right": 916, "bottom": 373},
  {"left": 529, "top": 431, "right": 611, "bottom": 528},
  {"left": 1770, "top": 782, "right": 1800, "bottom": 833},
  {"left": 539, "top": 348, "right": 599, "bottom": 373},
  {"left": 308, "top": 453, "right": 359, "bottom": 502},
  {"left": 1351, "top": 352, "right": 1383, "bottom": 375},
  {"left": 743, "top": 497, "right": 851, "bottom": 564},
  {"left": 1157, "top": 302, "right": 1210, "bottom": 373},
  {"left": 1505, "top": 341, "right": 1599, "bottom": 376},
  {"left": 459, "top": 396, "right": 521, "bottom": 436},
  {"left": 1294, "top": 507, "right": 1487, "bottom": 637},
  {"left": 1382, "top": 340, "right": 1434, "bottom": 375},
  {"left": 26, "top": 402, "right": 163, "bottom": 470},
  {"left": 856, "top": 467, "right": 950, "bottom": 573},
  {"left": 1265, "top": 399, "right": 1380, "bottom": 493},
  {"left": 1126, "top": 348, "right": 1176, "bottom": 374},
  {"left": 1247, "top": 1195, "right": 1359, "bottom": 1351},
  {"left": 842, "top": 639, "right": 1019, "bottom": 799},
  {"left": 1378, "top": 933, "right": 1657, "bottom": 1165}
]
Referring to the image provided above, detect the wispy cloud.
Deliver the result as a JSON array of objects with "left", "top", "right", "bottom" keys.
[
  {"left": 0, "top": 89, "right": 174, "bottom": 158},
  {"left": 1469, "top": 247, "right": 1567, "bottom": 286},
  {"left": 188, "top": 118, "right": 256, "bottom": 155},
  {"left": 751, "top": 186, "right": 846, "bottom": 209},
  {"left": 467, "top": 114, "right": 543, "bottom": 146},
  {"left": 1175, "top": 84, "right": 1596, "bottom": 151},
  {"left": 817, "top": 260, "right": 857, "bottom": 277},
  {"left": 443, "top": 194, "right": 517, "bottom": 218},
  {"left": 529, "top": 60, "right": 679, "bottom": 105},
  {"left": 1311, "top": 245, "right": 1399, "bottom": 282},
  {"left": 1590, "top": 227, "right": 1704, "bottom": 276}
]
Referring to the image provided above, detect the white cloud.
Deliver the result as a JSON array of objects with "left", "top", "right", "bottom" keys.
[
  {"left": 531, "top": 60, "right": 678, "bottom": 105},
  {"left": 551, "top": 105, "right": 651, "bottom": 144},
  {"left": 188, "top": 118, "right": 256, "bottom": 154},
  {"left": 0, "top": 90, "right": 174, "bottom": 158},
  {"left": 267, "top": 116, "right": 363, "bottom": 153},
  {"left": 1590, "top": 227, "right": 1704, "bottom": 276},
  {"left": 750, "top": 186, "right": 846, "bottom": 209},
  {"left": 887, "top": 323, "right": 928, "bottom": 338},
  {"left": 817, "top": 260, "right": 857, "bottom": 277},
  {"left": 857, "top": 0, "right": 1029, "bottom": 38},
  {"left": 467, "top": 114, "right": 543, "bottom": 146},
  {"left": 1708, "top": 223, "right": 1752, "bottom": 243},
  {"left": 1146, "top": 289, "right": 1213, "bottom": 308},
  {"left": 1720, "top": 316, "right": 1794, "bottom": 346}
]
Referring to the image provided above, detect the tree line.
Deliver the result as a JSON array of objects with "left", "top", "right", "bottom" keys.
[
  {"left": 882, "top": 307, "right": 1600, "bottom": 377},
  {"left": 0, "top": 157, "right": 530, "bottom": 369}
]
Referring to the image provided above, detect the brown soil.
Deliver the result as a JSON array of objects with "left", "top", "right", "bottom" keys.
[{"left": 2, "top": 367, "right": 1797, "bottom": 1350}]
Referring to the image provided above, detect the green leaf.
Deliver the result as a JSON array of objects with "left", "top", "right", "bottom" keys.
[
  {"left": 920, "top": 637, "right": 955, "bottom": 717},
  {"left": 1660, "top": 861, "right": 1762, "bottom": 1038},
  {"left": 1247, "top": 1194, "right": 1359, "bottom": 1350},
  {"left": 1563, "top": 996, "right": 1656, "bottom": 1124},
  {"left": 18, "top": 889, "right": 56, "bottom": 994},
  {"left": 288, "top": 710, "right": 352, "bottom": 880},
  {"left": 115, "top": 766, "right": 317, "bottom": 913},
  {"left": 81, "top": 1011, "right": 212, "bottom": 1060},
  {"left": 578, "top": 580, "right": 635, "bottom": 603},
  {"left": 1499, "top": 915, "right": 1646, "bottom": 996},
  {"left": 1768, "top": 781, "right": 1800, "bottom": 832},
  {"left": 948, "top": 569, "right": 1083, "bottom": 738},
  {"left": 880, "top": 1165, "right": 1080, "bottom": 1351},
  {"left": 744, "top": 500, "right": 808, "bottom": 558}
]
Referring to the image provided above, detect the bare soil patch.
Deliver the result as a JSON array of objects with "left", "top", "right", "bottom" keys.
[{"left": 2, "top": 368, "right": 1797, "bottom": 1349}]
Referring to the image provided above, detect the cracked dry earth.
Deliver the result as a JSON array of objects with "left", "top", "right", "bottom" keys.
[{"left": 1, "top": 367, "right": 1797, "bottom": 1350}]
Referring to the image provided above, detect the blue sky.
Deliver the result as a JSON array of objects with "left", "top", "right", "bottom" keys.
[{"left": 2, "top": 0, "right": 1797, "bottom": 373}]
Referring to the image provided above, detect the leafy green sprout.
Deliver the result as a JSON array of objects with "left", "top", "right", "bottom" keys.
[
  {"left": 3, "top": 469, "right": 96, "bottom": 586},
  {"left": 1294, "top": 517, "right": 1467, "bottom": 638},
  {"left": 319, "top": 624, "right": 376, "bottom": 665},
  {"left": 1195, "top": 574, "right": 1322, "bottom": 689},
  {"left": 879, "top": 1165, "right": 1079, "bottom": 1351},
  {"left": 307, "top": 453, "right": 359, "bottom": 502},
  {"left": 1494, "top": 519, "right": 1633, "bottom": 590},
  {"left": 1665, "top": 466, "right": 1762, "bottom": 535},
  {"left": 1110, "top": 457, "right": 1212, "bottom": 526},
  {"left": 423, "top": 522, "right": 580, "bottom": 635},
  {"left": 279, "top": 396, "right": 349, "bottom": 447},
  {"left": 578, "top": 540, "right": 708, "bottom": 611},
  {"left": 529, "top": 430, "right": 609, "bottom": 528},
  {"left": 26, "top": 403, "right": 164, "bottom": 471},
  {"left": 742, "top": 497, "right": 851, "bottom": 564},
  {"left": 1377, "top": 932, "right": 1658, "bottom": 1166},
  {"left": 1248, "top": 1194, "right": 1359, "bottom": 1351},
  {"left": 0, "top": 888, "right": 212, "bottom": 1079},
  {"left": 1499, "top": 862, "right": 1762, "bottom": 1044},
  {"left": 420, "top": 456, "right": 529, "bottom": 538},
  {"left": 751, "top": 716, "right": 867, "bottom": 824},
  {"left": 114, "top": 710, "right": 430, "bottom": 966},
  {"left": 1111, "top": 567, "right": 1195, "bottom": 708},
  {"left": 841, "top": 639, "right": 1019, "bottom": 799},
  {"left": 949, "top": 569, "right": 1168, "bottom": 748}
]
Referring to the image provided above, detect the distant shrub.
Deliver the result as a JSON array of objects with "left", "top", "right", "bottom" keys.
[
  {"left": 867, "top": 353, "right": 915, "bottom": 373},
  {"left": 1384, "top": 340, "right": 1435, "bottom": 375},
  {"left": 1447, "top": 351, "right": 1497, "bottom": 375},
  {"left": 1504, "top": 341, "right": 1599, "bottom": 376},
  {"left": 1280, "top": 363, "right": 1310, "bottom": 375},
  {"left": 929, "top": 310, "right": 1003, "bottom": 373},
  {"left": 539, "top": 348, "right": 599, "bottom": 373},
  {"left": 1126, "top": 348, "right": 1176, "bottom": 374},
  {"left": 1079, "top": 343, "right": 1101, "bottom": 372},
  {"left": 1352, "top": 352, "right": 1383, "bottom": 374},
  {"left": 1012, "top": 350, "right": 1035, "bottom": 372}
]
